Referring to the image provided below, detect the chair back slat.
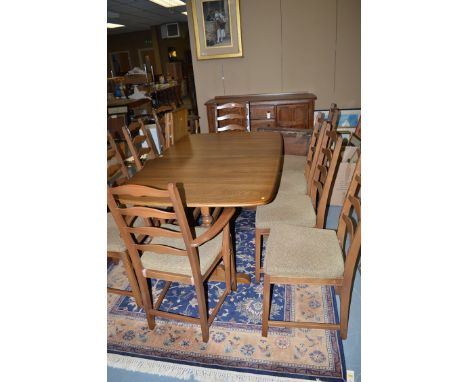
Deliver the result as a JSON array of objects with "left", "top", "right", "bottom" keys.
[
  {"left": 305, "top": 112, "right": 324, "bottom": 164},
  {"left": 111, "top": 184, "right": 169, "bottom": 198},
  {"left": 107, "top": 184, "right": 206, "bottom": 280},
  {"left": 120, "top": 206, "right": 177, "bottom": 220},
  {"left": 305, "top": 120, "right": 331, "bottom": 187},
  {"left": 327, "top": 103, "right": 340, "bottom": 128},
  {"left": 336, "top": 157, "right": 361, "bottom": 284},
  {"left": 107, "top": 132, "right": 129, "bottom": 185},
  {"left": 126, "top": 226, "right": 183, "bottom": 239},
  {"left": 313, "top": 131, "right": 344, "bottom": 228},
  {"left": 308, "top": 128, "right": 334, "bottom": 202},
  {"left": 214, "top": 102, "right": 250, "bottom": 132},
  {"left": 217, "top": 124, "right": 246, "bottom": 132},
  {"left": 134, "top": 243, "right": 187, "bottom": 256},
  {"left": 337, "top": 157, "right": 361, "bottom": 252},
  {"left": 216, "top": 102, "right": 246, "bottom": 110},
  {"left": 217, "top": 113, "right": 245, "bottom": 121},
  {"left": 122, "top": 120, "right": 157, "bottom": 170}
]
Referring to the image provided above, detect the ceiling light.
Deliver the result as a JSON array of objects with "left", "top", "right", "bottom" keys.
[
  {"left": 107, "top": 23, "right": 125, "bottom": 29},
  {"left": 149, "top": 0, "right": 185, "bottom": 8},
  {"left": 181, "top": 11, "right": 187, "bottom": 15}
]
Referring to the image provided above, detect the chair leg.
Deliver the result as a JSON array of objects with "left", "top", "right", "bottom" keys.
[
  {"left": 222, "top": 226, "right": 232, "bottom": 293},
  {"left": 230, "top": 235, "right": 237, "bottom": 291},
  {"left": 120, "top": 250, "right": 143, "bottom": 307},
  {"left": 194, "top": 280, "right": 210, "bottom": 342},
  {"left": 339, "top": 284, "right": 352, "bottom": 339},
  {"left": 255, "top": 229, "right": 262, "bottom": 283},
  {"left": 137, "top": 275, "right": 156, "bottom": 330},
  {"left": 262, "top": 274, "right": 271, "bottom": 337}
]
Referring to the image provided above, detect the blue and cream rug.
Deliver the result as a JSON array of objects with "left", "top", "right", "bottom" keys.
[{"left": 107, "top": 209, "right": 346, "bottom": 381}]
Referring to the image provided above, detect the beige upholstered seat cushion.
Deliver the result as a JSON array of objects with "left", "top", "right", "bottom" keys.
[
  {"left": 255, "top": 191, "right": 316, "bottom": 229},
  {"left": 283, "top": 155, "right": 306, "bottom": 172},
  {"left": 264, "top": 224, "right": 344, "bottom": 278},
  {"left": 278, "top": 170, "right": 307, "bottom": 195},
  {"left": 141, "top": 224, "right": 223, "bottom": 277},
  {"left": 107, "top": 213, "right": 145, "bottom": 252}
]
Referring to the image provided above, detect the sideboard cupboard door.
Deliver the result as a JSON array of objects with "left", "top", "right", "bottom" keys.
[{"left": 276, "top": 104, "right": 308, "bottom": 129}]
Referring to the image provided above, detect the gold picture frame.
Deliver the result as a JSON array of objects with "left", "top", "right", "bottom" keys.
[{"left": 191, "top": 0, "right": 243, "bottom": 60}]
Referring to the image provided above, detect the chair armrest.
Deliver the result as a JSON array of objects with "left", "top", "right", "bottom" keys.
[{"left": 191, "top": 207, "right": 236, "bottom": 248}]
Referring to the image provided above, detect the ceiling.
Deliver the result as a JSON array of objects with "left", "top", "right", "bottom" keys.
[{"left": 107, "top": 0, "right": 188, "bottom": 35}]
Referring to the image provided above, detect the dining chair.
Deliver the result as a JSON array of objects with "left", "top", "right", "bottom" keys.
[
  {"left": 122, "top": 119, "right": 158, "bottom": 170},
  {"left": 352, "top": 115, "right": 361, "bottom": 141},
  {"left": 255, "top": 128, "right": 343, "bottom": 282},
  {"left": 107, "top": 183, "right": 236, "bottom": 342},
  {"left": 262, "top": 157, "right": 361, "bottom": 340},
  {"left": 107, "top": 131, "right": 130, "bottom": 185},
  {"left": 107, "top": 144, "right": 143, "bottom": 307},
  {"left": 282, "top": 112, "right": 324, "bottom": 173},
  {"left": 107, "top": 213, "right": 144, "bottom": 308},
  {"left": 278, "top": 117, "right": 329, "bottom": 195},
  {"left": 214, "top": 102, "right": 250, "bottom": 132}
]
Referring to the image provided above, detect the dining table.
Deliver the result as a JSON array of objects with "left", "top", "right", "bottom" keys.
[{"left": 122, "top": 131, "right": 284, "bottom": 285}]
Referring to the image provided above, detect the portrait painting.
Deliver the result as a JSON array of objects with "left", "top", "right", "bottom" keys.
[{"left": 191, "top": 0, "right": 243, "bottom": 60}]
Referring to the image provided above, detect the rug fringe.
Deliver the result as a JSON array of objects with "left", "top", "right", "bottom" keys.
[{"left": 107, "top": 353, "right": 327, "bottom": 382}]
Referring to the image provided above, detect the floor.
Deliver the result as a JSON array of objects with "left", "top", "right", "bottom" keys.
[{"left": 108, "top": 206, "right": 361, "bottom": 382}]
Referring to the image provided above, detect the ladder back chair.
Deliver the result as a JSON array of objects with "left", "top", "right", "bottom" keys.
[
  {"left": 349, "top": 116, "right": 361, "bottom": 147},
  {"left": 327, "top": 103, "right": 340, "bottom": 128},
  {"left": 278, "top": 117, "right": 330, "bottom": 196},
  {"left": 214, "top": 102, "right": 250, "bottom": 132},
  {"left": 107, "top": 131, "right": 129, "bottom": 185},
  {"left": 107, "top": 144, "right": 143, "bottom": 307},
  {"left": 282, "top": 112, "right": 324, "bottom": 174},
  {"left": 107, "top": 183, "right": 236, "bottom": 342},
  {"left": 122, "top": 119, "right": 158, "bottom": 170},
  {"left": 304, "top": 112, "right": 325, "bottom": 177},
  {"left": 255, "top": 125, "right": 343, "bottom": 282},
  {"left": 262, "top": 157, "right": 361, "bottom": 339}
]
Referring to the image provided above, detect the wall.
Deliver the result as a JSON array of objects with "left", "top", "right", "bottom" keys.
[
  {"left": 155, "top": 22, "right": 192, "bottom": 77},
  {"left": 107, "top": 30, "right": 162, "bottom": 75},
  {"left": 186, "top": 0, "right": 361, "bottom": 132}
]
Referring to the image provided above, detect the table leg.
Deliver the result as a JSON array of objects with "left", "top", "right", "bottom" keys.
[
  {"left": 200, "top": 207, "right": 213, "bottom": 227},
  {"left": 207, "top": 264, "right": 250, "bottom": 285}
]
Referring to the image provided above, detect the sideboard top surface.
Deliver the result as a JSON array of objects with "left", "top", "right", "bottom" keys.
[{"left": 205, "top": 92, "right": 317, "bottom": 105}]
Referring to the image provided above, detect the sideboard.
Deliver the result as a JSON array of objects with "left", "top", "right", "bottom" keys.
[{"left": 205, "top": 92, "right": 317, "bottom": 154}]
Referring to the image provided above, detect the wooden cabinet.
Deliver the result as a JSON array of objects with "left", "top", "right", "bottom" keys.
[
  {"left": 205, "top": 92, "right": 316, "bottom": 133},
  {"left": 276, "top": 104, "right": 308, "bottom": 128},
  {"left": 205, "top": 93, "right": 316, "bottom": 154}
]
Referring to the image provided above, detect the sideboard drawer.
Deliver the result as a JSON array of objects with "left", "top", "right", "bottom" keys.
[
  {"left": 251, "top": 119, "right": 276, "bottom": 130},
  {"left": 250, "top": 105, "right": 275, "bottom": 120}
]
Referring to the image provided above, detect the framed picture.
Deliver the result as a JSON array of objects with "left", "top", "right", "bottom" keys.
[{"left": 191, "top": 0, "right": 243, "bottom": 60}]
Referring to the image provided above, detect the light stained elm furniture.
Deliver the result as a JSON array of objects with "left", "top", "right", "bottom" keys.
[
  {"left": 255, "top": 126, "right": 343, "bottom": 282},
  {"left": 214, "top": 102, "right": 250, "bottom": 132},
  {"left": 122, "top": 120, "right": 158, "bottom": 171},
  {"left": 206, "top": 92, "right": 317, "bottom": 155},
  {"left": 107, "top": 141, "right": 143, "bottom": 307},
  {"left": 108, "top": 183, "right": 235, "bottom": 342},
  {"left": 262, "top": 157, "right": 361, "bottom": 340},
  {"left": 120, "top": 132, "right": 283, "bottom": 284}
]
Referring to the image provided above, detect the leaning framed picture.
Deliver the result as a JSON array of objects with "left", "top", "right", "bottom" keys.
[{"left": 191, "top": 0, "right": 243, "bottom": 60}]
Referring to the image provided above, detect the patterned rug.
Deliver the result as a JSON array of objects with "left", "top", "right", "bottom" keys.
[{"left": 107, "top": 209, "right": 346, "bottom": 382}]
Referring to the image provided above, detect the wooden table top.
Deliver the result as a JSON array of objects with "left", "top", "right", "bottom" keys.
[{"left": 125, "top": 132, "right": 283, "bottom": 208}]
